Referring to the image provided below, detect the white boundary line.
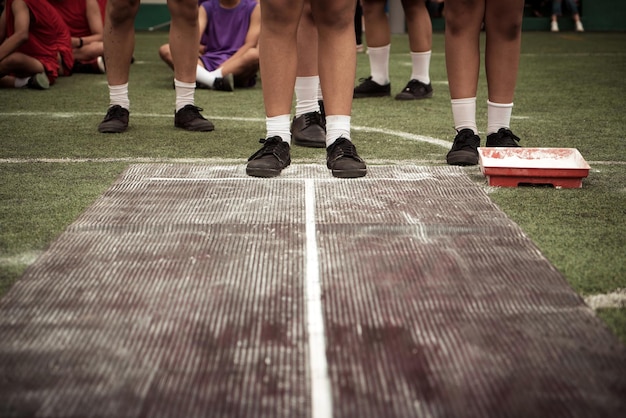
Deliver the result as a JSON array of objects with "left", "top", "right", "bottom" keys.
[
  {"left": 304, "top": 179, "right": 333, "bottom": 418},
  {"left": 584, "top": 289, "right": 626, "bottom": 310}
]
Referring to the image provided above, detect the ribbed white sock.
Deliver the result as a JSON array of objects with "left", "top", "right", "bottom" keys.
[
  {"left": 266, "top": 114, "right": 292, "bottom": 144},
  {"left": 410, "top": 51, "right": 431, "bottom": 85},
  {"left": 451, "top": 97, "right": 477, "bottom": 134},
  {"left": 325, "top": 115, "right": 351, "bottom": 147},
  {"left": 294, "top": 76, "right": 321, "bottom": 117},
  {"left": 174, "top": 79, "right": 195, "bottom": 112},
  {"left": 196, "top": 65, "right": 221, "bottom": 88},
  {"left": 487, "top": 100, "right": 513, "bottom": 135},
  {"left": 368, "top": 44, "right": 391, "bottom": 85},
  {"left": 109, "top": 83, "right": 130, "bottom": 110}
]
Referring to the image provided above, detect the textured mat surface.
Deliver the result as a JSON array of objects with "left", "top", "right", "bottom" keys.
[{"left": 1, "top": 164, "right": 624, "bottom": 418}]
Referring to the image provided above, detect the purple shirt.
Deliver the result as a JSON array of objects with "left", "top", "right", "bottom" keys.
[{"left": 199, "top": 0, "right": 257, "bottom": 71}]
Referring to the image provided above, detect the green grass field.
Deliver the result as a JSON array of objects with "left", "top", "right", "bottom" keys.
[{"left": 1, "top": 31, "right": 624, "bottom": 343}]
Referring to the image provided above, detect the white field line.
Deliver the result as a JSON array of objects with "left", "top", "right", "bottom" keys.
[
  {"left": 584, "top": 289, "right": 626, "bottom": 310},
  {"left": 304, "top": 179, "right": 333, "bottom": 418}
]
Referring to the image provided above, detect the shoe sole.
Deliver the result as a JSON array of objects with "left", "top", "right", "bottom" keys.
[
  {"left": 98, "top": 123, "right": 127, "bottom": 133},
  {"left": 293, "top": 138, "right": 326, "bottom": 148},
  {"left": 330, "top": 168, "right": 367, "bottom": 178},
  {"left": 175, "top": 125, "right": 215, "bottom": 132},
  {"left": 394, "top": 91, "right": 433, "bottom": 101},
  {"left": 446, "top": 153, "right": 478, "bottom": 166},
  {"left": 353, "top": 92, "right": 390, "bottom": 99},
  {"left": 246, "top": 167, "right": 284, "bottom": 178}
]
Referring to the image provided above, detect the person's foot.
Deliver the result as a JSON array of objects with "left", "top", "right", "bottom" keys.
[
  {"left": 212, "top": 74, "right": 234, "bottom": 92},
  {"left": 551, "top": 20, "right": 559, "bottom": 32},
  {"left": 26, "top": 73, "right": 49, "bottom": 90},
  {"left": 291, "top": 111, "right": 326, "bottom": 148},
  {"left": 174, "top": 105, "right": 214, "bottom": 131},
  {"left": 446, "top": 129, "right": 480, "bottom": 166},
  {"left": 326, "top": 137, "right": 367, "bottom": 178},
  {"left": 98, "top": 105, "right": 129, "bottom": 133},
  {"left": 486, "top": 128, "right": 521, "bottom": 147},
  {"left": 353, "top": 76, "right": 390, "bottom": 98},
  {"left": 246, "top": 136, "right": 291, "bottom": 177},
  {"left": 576, "top": 20, "right": 584, "bottom": 32},
  {"left": 394, "top": 79, "right": 433, "bottom": 100}
]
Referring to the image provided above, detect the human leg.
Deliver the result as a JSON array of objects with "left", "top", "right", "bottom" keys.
[
  {"left": 444, "top": 0, "right": 485, "bottom": 165},
  {"left": 313, "top": 0, "right": 366, "bottom": 177},
  {"left": 353, "top": 0, "right": 391, "bottom": 97},
  {"left": 291, "top": 0, "right": 326, "bottom": 148},
  {"left": 395, "top": 0, "right": 433, "bottom": 100},
  {"left": 98, "top": 0, "right": 139, "bottom": 132},
  {"left": 246, "top": 0, "right": 303, "bottom": 177},
  {"left": 169, "top": 0, "right": 213, "bottom": 130},
  {"left": 483, "top": 0, "right": 524, "bottom": 146}
]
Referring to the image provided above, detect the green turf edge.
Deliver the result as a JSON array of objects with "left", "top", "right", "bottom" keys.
[{"left": 0, "top": 162, "right": 127, "bottom": 296}]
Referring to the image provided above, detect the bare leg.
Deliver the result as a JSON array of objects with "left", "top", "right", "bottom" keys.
[{"left": 103, "top": 0, "right": 139, "bottom": 86}]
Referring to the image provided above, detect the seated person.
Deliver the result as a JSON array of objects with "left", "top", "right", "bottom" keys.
[
  {"left": 48, "top": 0, "right": 105, "bottom": 73},
  {"left": 158, "top": 0, "right": 260, "bottom": 91},
  {"left": 0, "top": 0, "right": 73, "bottom": 89}
]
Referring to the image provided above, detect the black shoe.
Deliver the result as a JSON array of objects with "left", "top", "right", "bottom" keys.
[
  {"left": 486, "top": 128, "right": 521, "bottom": 147},
  {"left": 291, "top": 111, "right": 326, "bottom": 148},
  {"left": 174, "top": 105, "right": 214, "bottom": 131},
  {"left": 318, "top": 100, "right": 326, "bottom": 121},
  {"left": 353, "top": 76, "right": 390, "bottom": 98},
  {"left": 212, "top": 74, "right": 234, "bottom": 92},
  {"left": 395, "top": 79, "right": 433, "bottom": 100},
  {"left": 26, "top": 73, "right": 49, "bottom": 90},
  {"left": 98, "top": 105, "right": 129, "bottom": 133},
  {"left": 446, "top": 129, "right": 480, "bottom": 166},
  {"left": 246, "top": 136, "right": 291, "bottom": 177},
  {"left": 326, "top": 137, "right": 367, "bottom": 178}
]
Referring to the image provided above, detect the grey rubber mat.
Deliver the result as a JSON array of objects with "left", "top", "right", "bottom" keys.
[{"left": 1, "top": 164, "right": 624, "bottom": 418}]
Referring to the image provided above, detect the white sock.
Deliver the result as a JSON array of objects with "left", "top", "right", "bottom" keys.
[
  {"left": 325, "top": 115, "right": 351, "bottom": 147},
  {"left": 451, "top": 97, "right": 477, "bottom": 134},
  {"left": 294, "top": 76, "right": 321, "bottom": 117},
  {"left": 174, "top": 79, "right": 195, "bottom": 112},
  {"left": 109, "top": 83, "right": 130, "bottom": 110},
  {"left": 14, "top": 77, "right": 29, "bottom": 88},
  {"left": 317, "top": 81, "right": 323, "bottom": 102},
  {"left": 410, "top": 51, "right": 431, "bottom": 85},
  {"left": 266, "top": 114, "right": 292, "bottom": 144},
  {"left": 368, "top": 44, "right": 390, "bottom": 86},
  {"left": 196, "top": 65, "right": 222, "bottom": 88},
  {"left": 487, "top": 100, "right": 513, "bottom": 135}
]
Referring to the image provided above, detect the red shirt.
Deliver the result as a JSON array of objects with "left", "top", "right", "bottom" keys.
[
  {"left": 5, "top": 0, "right": 74, "bottom": 81},
  {"left": 48, "top": 0, "right": 90, "bottom": 38}
]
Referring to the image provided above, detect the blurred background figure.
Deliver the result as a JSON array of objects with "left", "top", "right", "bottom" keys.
[
  {"left": 551, "top": 0, "right": 584, "bottom": 32},
  {"left": 0, "top": 0, "right": 73, "bottom": 89},
  {"left": 48, "top": 0, "right": 106, "bottom": 74}
]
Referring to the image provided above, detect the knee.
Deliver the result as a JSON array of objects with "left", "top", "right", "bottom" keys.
[
  {"left": 167, "top": 0, "right": 198, "bottom": 23},
  {"left": 314, "top": 2, "right": 354, "bottom": 32},
  {"left": 106, "top": 0, "right": 141, "bottom": 25},
  {"left": 158, "top": 44, "right": 172, "bottom": 62}
]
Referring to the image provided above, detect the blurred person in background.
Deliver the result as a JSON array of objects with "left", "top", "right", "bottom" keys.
[
  {"left": 0, "top": 0, "right": 73, "bottom": 89},
  {"left": 551, "top": 0, "right": 584, "bottom": 32},
  {"left": 48, "top": 0, "right": 106, "bottom": 74}
]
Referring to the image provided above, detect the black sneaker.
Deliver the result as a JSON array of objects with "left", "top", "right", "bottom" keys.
[
  {"left": 446, "top": 128, "right": 480, "bottom": 166},
  {"left": 353, "top": 76, "right": 390, "bottom": 98},
  {"left": 26, "top": 73, "right": 49, "bottom": 90},
  {"left": 174, "top": 105, "right": 215, "bottom": 131},
  {"left": 246, "top": 136, "right": 291, "bottom": 177},
  {"left": 486, "top": 128, "right": 521, "bottom": 147},
  {"left": 213, "top": 74, "right": 234, "bottom": 92},
  {"left": 98, "top": 105, "right": 129, "bottom": 133},
  {"left": 326, "top": 137, "right": 367, "bottom": 178},
  {"left": 395, "top": 79, "right": 433, "bottom": 100},
  {"left": 291, "top": 111, "right": 326, "bottom": 148}
]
